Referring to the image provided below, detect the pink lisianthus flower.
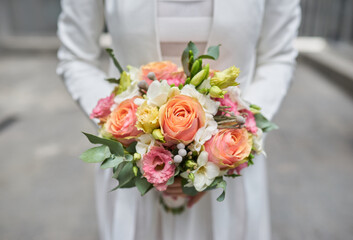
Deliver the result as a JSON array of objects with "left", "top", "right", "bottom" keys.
[
  {"left": 90, "top": 94, "right": 115, "bottom": 119},
  {"left": 142, "top": 146, "right": 175, "bottom": 191},
  {"left": 240, "top": 109, "right": 258, "bottom": 134},
  {"left": 216, "top": 94, "right": 239, "bottom": 116}
]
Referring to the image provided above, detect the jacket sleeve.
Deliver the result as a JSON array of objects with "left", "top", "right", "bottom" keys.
[
  {"left": 243, "top": 0, "right": 301, "bottom": 120},
  {"left": 56, "top": 0, "right": 114, "bottom": 116}
]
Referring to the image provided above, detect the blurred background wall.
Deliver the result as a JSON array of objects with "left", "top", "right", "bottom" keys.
[{"left": 0, "top": 1, "right": 352, "bottom": 240}]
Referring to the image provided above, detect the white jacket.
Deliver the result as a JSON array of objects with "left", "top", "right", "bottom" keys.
[{"left": 57, "top": 1, "right": 300, "bottom": 239}]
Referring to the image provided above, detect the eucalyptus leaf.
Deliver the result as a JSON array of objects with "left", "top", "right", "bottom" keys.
[
  {"left": 80, "top": 145, "right": 110, "bottom": 163},
  {"left": 126, "top": 142, "right": 137, "bottom": 154},
  {"left": 254, "top": 113, "right": 278, "bottom": 132},
  {"left": 135, "top": 177, "right": 153, "bottom": 196},
  {"left": 105, "top": 78, "right": 120, "bottom": 84},
  {"left": 82, "top": 132, "right": 124, "bottom": 156},
  {"left": 216, "top": 179, "right": 227, "bottom": 202},
  {"left": 116, "top": 162, "right": 135, "bottom": 188},
  {"left": 206, "top": 44, "right": 221, "bottom": 60},
  {"left": 125, "top": 154, "right": 133, "bottom": 162},
  {"left": 105, "top": 48, "right": 124, "bottom": 74},
  {"left": 224, "top": 174, "right": 241, "bottom": 178},
  {"left": 166, "top": 176, "right": 175, "bottom": 186},
  {"left": 112, "top": 161, "right": 127, "bottom": 178},
  {"left": 181, "top": 178, "right": 199, "bottom": 196},
  {"left": 100, "top": 156, "right": 124, "bottom": 169}
]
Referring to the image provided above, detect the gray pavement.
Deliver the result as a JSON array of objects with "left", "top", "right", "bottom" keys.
[{"left": 0, "top": 52, "right": 353, "bottom": 240}]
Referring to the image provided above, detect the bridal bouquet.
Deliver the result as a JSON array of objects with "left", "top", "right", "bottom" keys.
[{"left": 80, "top": 42, "right": 277, "bottom": 213}]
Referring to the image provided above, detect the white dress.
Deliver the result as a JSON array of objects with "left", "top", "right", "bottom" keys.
[{"left": 57, "top": 0, "right": 301, "bottom": 239}]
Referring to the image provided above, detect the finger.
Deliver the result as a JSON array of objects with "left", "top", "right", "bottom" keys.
[
  {"left": 187, "top": 192, "right": 206, "bottom": 208},
  {"left": 163, "top": 192, "right": 188, "bottom": 198}
]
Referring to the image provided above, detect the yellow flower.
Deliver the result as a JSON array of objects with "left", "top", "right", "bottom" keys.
[
  {"left": 210, "top": 66, "right": 240, "bottom": 89},
  {"left": 136, "top": 101, "right": 160, "bottom": 133}
]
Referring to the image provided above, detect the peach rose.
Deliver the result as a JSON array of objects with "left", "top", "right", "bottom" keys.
[
  {"left": 159, "top": 95, "right": 206, "bottom": 145},
  {"left": 204, "top": 128, "right": 252, "bottom": 169},
  {"left": 105, "top": 98, "right": 142, "bottom": 146},
  {"left": 141, "top": 61, "right": 179, "bottom": 84}
]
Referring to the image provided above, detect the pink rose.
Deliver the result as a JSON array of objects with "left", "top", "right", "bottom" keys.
[
  {"left": 159, "top": 95, "right": 206, "bottom": 145},
  {"left": 142, "top": 146, "right": 175, "bottom": 191},
  {"left": 240, "top": 109, "right": 258, "bottom": 134},
  {"left": 105, "top": 97, "right": 142, "bottom": 146},
  {"left": 204, "top": 129, "right": 252, "bottom": 169},
  {"left": 90, "top": 94, "right": 115, "bottom": 119},
  {"left": 141, "top": 61, "right": 179, "bottom": 84}
]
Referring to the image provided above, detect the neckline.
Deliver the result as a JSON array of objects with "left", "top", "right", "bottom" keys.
[{"left": 153, "top": 0, "right": 216, "bottom": 61}]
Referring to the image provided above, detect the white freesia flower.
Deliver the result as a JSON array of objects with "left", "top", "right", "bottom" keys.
[
  {"left": 197, "top": 78, "right": 211, "bottom": 90},
  {"left": 180, "top": 85, "right": 219, "bottom": 115},
  {"left": 225, "top": 86, "right": 250, "bottom": 110},
  {"left": 136, "top": 134, "right": 156, "bottom": 156},
  {"left": 252, "top": 128, "right": 266, "bottom": 156},
  {"left": 146, "top": 80, "right": 171, "bottom": 107},
  {"left": 188, "top": 113, "right": 218, "bottom": 152},
  {"left": 193, "top": 151, "right": 220, "bottom": 191},
  {"left": 127, "top": 65, "right": 141, "bottom": 82}
]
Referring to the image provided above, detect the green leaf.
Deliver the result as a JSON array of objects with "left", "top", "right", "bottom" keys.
[
  {"left": 216, "top": 179, "right": 227, "bottom": 202},
  {"left": 254, "top": 113, "right": 278, "bottom": 132},
  {"left": 197, "top": 54, "right": 216, "bottom": 60},
  {"left": 135, "top": 177, "right": 153, "bottom": 196},
  {"left": 82, "top": 132, "right": 124, "bottom": 156},
  {"left": 207, "top": 44, "right": 221, "bottom": 60},
  {"left": 80, "top": 145, "right": 110, "bottom": 163},
  {"left": 105, "top": 78, "right": 120, "bottom": 84},
  {"left": 116, "top": 162, "right": 135, "bottom": 188},
  {"left": 112, "top": 161, "right": 127, "bottom": 178},
  {"left": 126, "top": 142, "right": 137, "bottom": 154},
  {"left": 125, "top": 154, "right": 133, "bottom": 162},
  {"left": 224, "top": 174, "right": 241, "bottom": 178},
  {"left": 181, "top": 178, "right": 199, "bottom": 196},
  {"left": 166, "top": 176, "right": 175, "bottom": 186},
  {"left": 105, "top": 48, "right": 124, "bottom": 74},
  {"left": 100, "top": 156, "right": 124, "bottom": 169},
  {"left": 181, "top": 41, "right": 199, "bottom": 76}
]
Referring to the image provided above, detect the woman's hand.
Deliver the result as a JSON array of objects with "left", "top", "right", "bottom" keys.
[{"left": 164, "top": 177, "right": 207, "bottom": 208}]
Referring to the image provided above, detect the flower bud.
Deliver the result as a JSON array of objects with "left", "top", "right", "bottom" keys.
[
  {"left": 190, "top": 64, "right": 210, "bottom": 87},
  {"left": 115, "top": 71, "right": 131, "bottom": 95},
  {"left": 133, "top": 153, "right": 141, "bottom": 161},
  {"left": 188, "top": 172, "right": 195, "bottom": 181},
  {"left": 174, "top": 155, "right": 183, "bottom": 163},
  {"left": 185, "top": 160, "right": 198, "bottom": 169},
  {"left": 177, "top": 143, "right": 185, "bottom": 149},
  {"left": 209, "top": 86, "right": 227, "bottom": 98},
  {"left": 152, "top": 129, "right": 165, "bottom": 143},
  {"left": 235, "top": 115, "right": 246, "bottom": 124},
  {"left": 132, "top": 166, "right": 138, "bottom": 176},
  {"left": 190, "top": 59, "right": 202, "bottom": 77},
  {"left": 178, "top": 149, "right": 187, "bottom": 157},
  {"left": 210, "top": 66, "right": 240, "bottom": 89},
  {"left": 138, "top": 80, "right": 149, "bottom": 90},
  {"left": 147, "top": 72, "right": 156, "bottom": 80}
]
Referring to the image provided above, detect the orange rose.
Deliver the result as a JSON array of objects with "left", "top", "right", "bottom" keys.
[
  {"left": 105, "top": 98, "right": 142, "bottom": 146},
  {"left": 159, "top": 95, "right": 206, "bottom": 145},
  {"left": 204, "top": 128, "right": 252, "bottom": 169},
  {"left": 141, "top": 61, "right": 178, "bottom": 84}
]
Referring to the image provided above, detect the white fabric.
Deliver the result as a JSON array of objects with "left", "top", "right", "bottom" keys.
[{"left": 57, "top": 0, "right": 301, "bottom": 239}]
